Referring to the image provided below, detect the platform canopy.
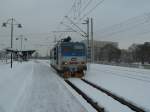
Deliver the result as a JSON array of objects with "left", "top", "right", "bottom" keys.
[{"left": 5, "top": 48, "right": 35, "bottom": 61}]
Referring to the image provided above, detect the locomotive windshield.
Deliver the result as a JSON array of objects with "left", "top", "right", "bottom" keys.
[
  {"left": 74, "top": 45, "right": 84, "bottom": 50},
  {"left": 61, "top": 43, "right": 85, "bottom": 56}
]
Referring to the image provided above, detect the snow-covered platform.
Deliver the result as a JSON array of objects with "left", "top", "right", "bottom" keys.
[{"left": 0, "top": 61, "right": 88, "bottom": 112}]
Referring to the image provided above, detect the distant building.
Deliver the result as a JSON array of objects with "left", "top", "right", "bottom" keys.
[{"left": 82, "top": 40, "right": 118, "bottom": 62}]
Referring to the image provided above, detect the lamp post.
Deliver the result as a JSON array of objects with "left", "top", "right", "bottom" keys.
[{"left": 2, "top": 18, "right": 22, "bottom": 68}]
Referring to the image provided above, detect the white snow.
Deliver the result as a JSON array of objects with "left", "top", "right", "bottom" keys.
[
  {"left": 58, "top": 77, "right": 97, "bottom": 112},
  {"left": 84, "top": 64, "right": 150, "bottom": 111},
  {"left": 0, "top": 61, "right": 33, "bottom": 112},
  {"left": 0, "top": 61, "right": 88, "bottom": 112},
  {"left": 1, "top": 60, "right": 150, "bottom": 112},
  {"left": 69, "top": 78, "right": 133, "bottom": 112}
]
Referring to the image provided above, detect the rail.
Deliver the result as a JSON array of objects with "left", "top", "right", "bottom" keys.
[
  {"left": 82, "top": 79, "right": 146, "bottom": 112},
  {"left": 65, "top": 79, "right": 105, "bottom": 112}
]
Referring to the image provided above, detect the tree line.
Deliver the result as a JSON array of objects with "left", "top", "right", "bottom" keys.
[{"left": 95, "top": 42, "right": 150, "bottom": 65}]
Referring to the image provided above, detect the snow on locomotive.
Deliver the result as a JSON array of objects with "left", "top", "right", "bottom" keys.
[{"left": 50, "top": 37, "right": 87, "bottom": 78}]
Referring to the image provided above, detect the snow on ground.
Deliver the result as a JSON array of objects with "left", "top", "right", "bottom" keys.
[
  {"left": 15, "top": 61, "right": 88, "bottom": 112},
  {"left": 0, "top": 60, "right": 88, "bottom": 112},
  {"left": 1, "top": 60, "right": 150, "bottom": 112},
  {"left": 84, "top": 64, "right": 150, "bottom": 111},
  {"left": 0, "top": 61, "right": 33, "bottom": 112},
  {"left": 69, "top": 78, "right": 133, "bottom": 112},
  {"left": 58, "top": 77, "right": 97, "bottom": 112}
]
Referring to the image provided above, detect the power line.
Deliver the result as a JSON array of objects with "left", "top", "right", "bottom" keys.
[
  {"left": 55, "top": 0, "right": 77, "bottom": 30},
  {"left": 80, "top": 0, "right": 104, "bottom": 20},
  {"left": 81, "top": 0, "right": 93, "bottom": 13},
  {"left": 65, "top": 16, "right": 87, "bottom": 35},
  {"left": 60, "top": 21, "right": 86, "bottom": 37},
  {"left": 97, "top": 12, "right": 150, "bottom": 38},
  {"left": 56, "top": 0, "right": 105, "bottom": 39},
  {"left": 99, "top": 12, "right": 150, "bottom": 33}
]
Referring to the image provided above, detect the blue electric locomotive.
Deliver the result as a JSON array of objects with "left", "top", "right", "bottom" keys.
[{"left": 50, "top": 37, "right": 87, "bottom": 78}]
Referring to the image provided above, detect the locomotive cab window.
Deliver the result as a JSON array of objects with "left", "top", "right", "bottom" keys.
[
  {"left": 73, "top": 45, "right": 84, "bottom": 50},
  {"left": 61, "top": 44, "right": 85, "bottom": 56}
]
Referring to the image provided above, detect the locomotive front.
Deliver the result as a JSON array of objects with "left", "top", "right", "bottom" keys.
[{"left": 60, "top": 42, "right": 87, "bottom": 78}]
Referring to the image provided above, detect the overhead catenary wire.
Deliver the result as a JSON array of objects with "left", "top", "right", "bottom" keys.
[
  {"left": 60, "top": 21, "right": 86, "bottom": 38},
  {"left": 79, "top": 0, "right": 104, "bottom": 21},
  {"left": 54, "top": 1, "right": 78, "bottom": 39},
  {"left": 101, "top": 13, "right": 150, "bottom": 33},
  {"left": 56, "top": 0, "right": 105, "bottom": 34},
  {"left": 81, "top": 0, "right": 93, "bottom": 14},
  {"left": 96, "top": 12, "right": 150, "bottom": 39},
  {"left": 65, "top": 16, "right": 87, "bottom": 35},
  {"left": 55, "top": 0, "right": 77, "bottom": 30}
]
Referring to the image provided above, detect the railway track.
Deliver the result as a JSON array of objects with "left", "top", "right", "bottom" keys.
[
  {"left": 65, "top": 78, "right": 146, "bottom": 112},
  {"left": 65, "top": 79, "right": 105, "bottom": 112},
  {"left": 94, "top": 68, "right": 150, "bottom": 83},
  {"left": 82, "top": 79, "right": 146, "bottom": 112}
]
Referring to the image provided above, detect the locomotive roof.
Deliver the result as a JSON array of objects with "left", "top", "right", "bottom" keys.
[
  {"left": 51, "top": 41, "right": 85, "bottom": 49},
  {"left": 60, "top": 42, "right": 85, "bottom": 45}
]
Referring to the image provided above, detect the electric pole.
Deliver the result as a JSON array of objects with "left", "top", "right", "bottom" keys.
[
  {"left": 2, "top": 18, "right": 22, "bottom": 68},
  {"left": 86, "top": 18, "right": 90, "bottom": 62},
  {"left": 91, "top": 18, "right": 94, "bottom": 63},
  {"left": 82, "top": 18, "right": 90, "bottom": 62}
]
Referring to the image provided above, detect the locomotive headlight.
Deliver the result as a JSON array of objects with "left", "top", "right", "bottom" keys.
[
  {"left": 64, "top": 62, "right": 68, "bottom": 65},
  {"left": 62, "top": 61, "right": 68, "bottom": 65}
]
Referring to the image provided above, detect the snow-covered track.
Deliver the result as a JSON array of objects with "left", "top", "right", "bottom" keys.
[
  {"left": 94, "top": 68, "right": 150, "bottom": 83},
  {"left": 93, "top": 65, "right": 150, "bottom": 83},
  {"left": 82, "top": 79, "right": 146, "bottom": 112},
  {"left": 65, "top": 79, "right": 105, "bottom": 112}
]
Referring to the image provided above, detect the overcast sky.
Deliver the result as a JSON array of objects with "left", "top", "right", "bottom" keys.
[{"left": 1, "top": 0, "right": 150, "bottom": 56}]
